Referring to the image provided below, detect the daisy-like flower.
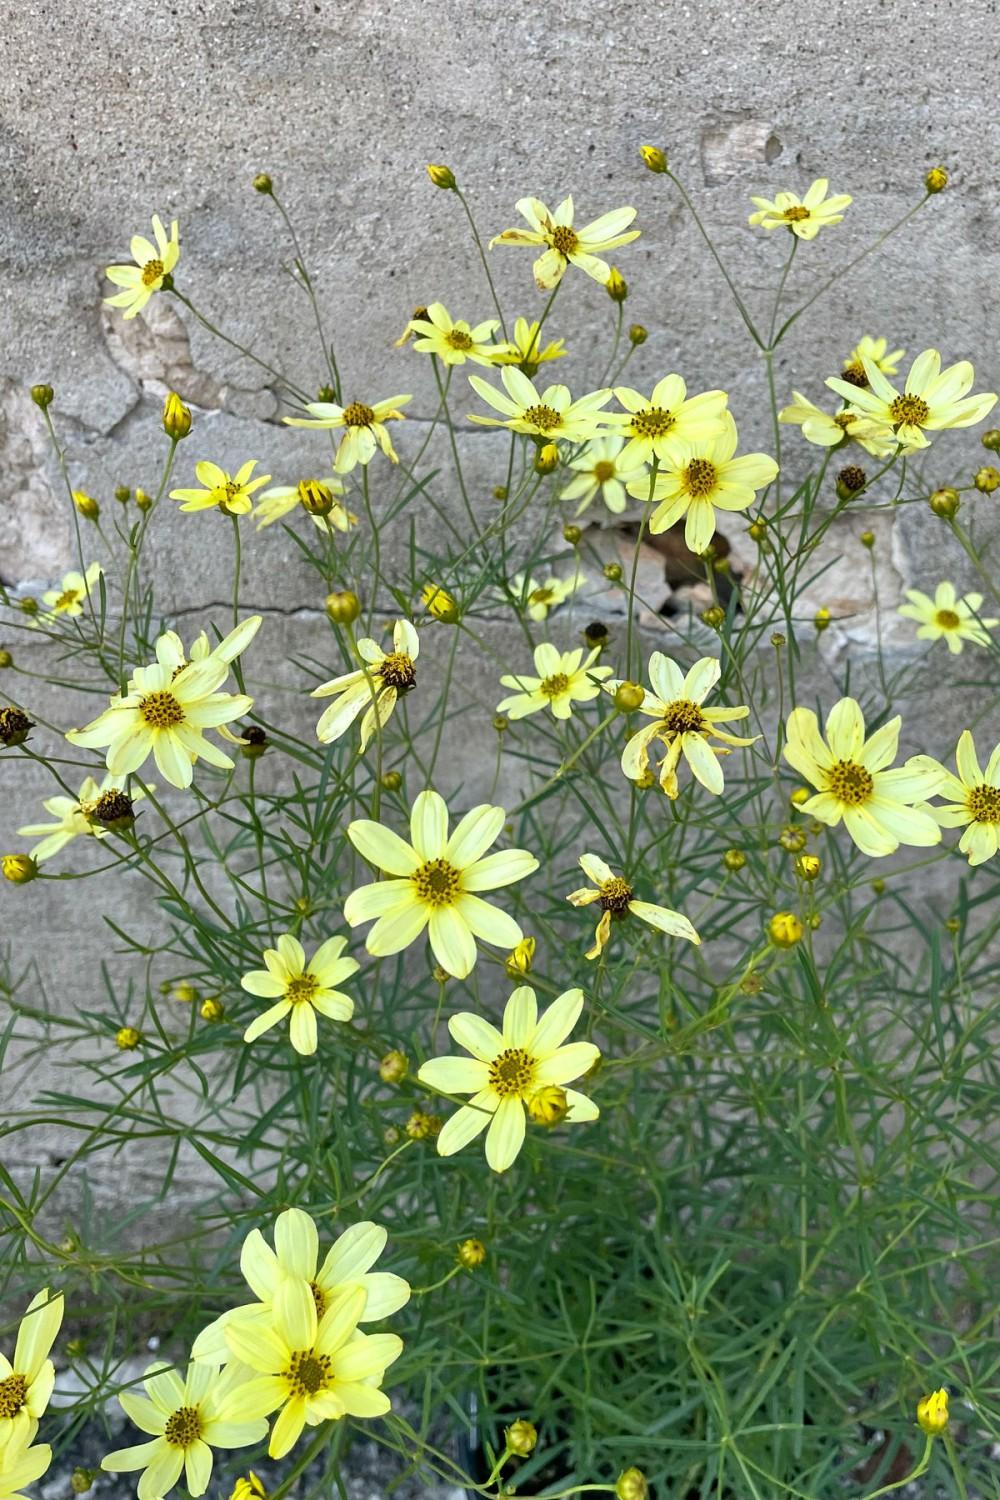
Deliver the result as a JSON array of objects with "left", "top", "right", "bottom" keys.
[
  {"left": 559, "top": 435, "right": 646, "bottom": 515},
  {"left": 840, "top": 336, "right": 905, "bottom": 388},
  {"left": 101, "top": 1362, "right": 267, "bottom": 1500},
  {"left": 405, "top": 303, "right": 501, "bottom": 366},
  {"left": 0, "top": 1424, "right": 52, "bottom": 1500},
  {"left": 487, "top": 317, "right": 567, "bottom": 377},
  {"left": 0, "top": 1289, "right": 63, "bottom": 1448},
  {"left": 748, "top": 179, "right": 852, "bottom": 239},
  {"left": 283, "top": 395, "right": 412, "bottom": 472},
  {"left": 916, "top": 730, "right": 1000, "bottom": 866},
  {"left": 191, "top": 1208, "right": 410, "bottom": 1364},
  {"left": 17, "top": 773, "right": 146, "bottom": 863},
  {"left": 38, "top": 563, "right": 103, "bottom": 622},
  {"left": 566, "top": 852, "right": 700, "bottom": 959},
  {"left": 311, "top": 620, "right": 418, "bottom": 749},
  {"left": 468, "top": 367, "right": 611, "bottom": 443},
  {"left": 628, "top": 412, "right": 778, "bottom": 553},
  {"left": 169, "top": 460, "right": 271, "bottom": 516},
  {"left": 344, "top": 789, "right": 538, "bottom": 979},
  {"left": 611, "top": 376, "right": 729, "bottom": 471},
  {"left": 611, "top": 653, "right": 757, "bottom": 799},
  {"left": 142, "top": 616, "right": 262, "bottom": 685},
  {"left": 509, "top": 569, "right": 585, "bottom": 622},
  {"left": 253, "top": 477, "right": 357, "bottom": 534},
  {"left": 222, "top": 1288, "right": 403, "bottom": 1459},
  {"left": 778, "top": 393, "right": 897, "bottom": 457},
  {"left": 242, "top": 934, "right": 358, "bottom": 1056},
  {"left": 66, "top": 657, "right": 253, "bottom": 790},
  {"left": 826, "top": 349, "right": 998, "bottom": 451},
  {"left": 490, "top": 196, "right": 639, "bottom": 290},
  {"left": 898, "top": 582, "right": 997, "bottom": 653},
  {"left": 782, "top": 697, "right": 944, "bottom": 857},
  {"left": 104, "top": 214, "right": 179, "bottom": 320},
  {"left": 496, "top": 644, "right": 611, "bottom": 720},
  {"left": 417, "top": 985, "right": 600, "bottom": 1172}
]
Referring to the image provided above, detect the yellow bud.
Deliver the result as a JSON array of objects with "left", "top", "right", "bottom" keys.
[
  {"left": 606, "top": 267, "right": 628, "bottom": 302},
  {"left": 421, "top": 583, "right": 459, "bottom": 622},
  {"left": 162, "top": 392, "right": 192, "bottom": 440},
  {"left": 200, "top": 997, "right": 225, "bottom": 1022},
  {"left": 615, "top": 1468, "right": 649, "bottom": 1500},
  {"left": 916, "top": 1386, "right": 949, "bottom": 1436},
  {"left": 924, "top": 166, "right": 948, "bottom": 194},
  {"left": 379, "top": 1049, "right": 409, "bottom": 1084},
  {"left": 252, "top": 173, "right": 274, "bottom": 194},
  {"left": 562, "top": 522, "right": 583, "bottom": 545},
  {"left": 779, "top": 824, "right": 807, "bottom": 853},
  {"left": 528, "top": 1085, "right": 568, "bottom": 1127},
  {"left": 426, "top": 163, "right": 457, "bottom": 190},
  {"left": 973, "top": 465, "right": 1000, "bottom": 493},
  {"left": 0, "top": 650, "right": 12, "bottom": 669},
  {"left": 31, "top": 383, "right": 54, "bottom": 410},
  {"left": 628, "top": 323, "right": 648, "bottom": 345},
  {"left": 723, "top": 848, "right": 746, "bottom": 872},
  {"left": 325, "top": 589, "right": 362, "bottom": 624},
  {"left": 748, "top": 518, "right": 767, "bottom": 542},
  {"left": 505, "top": 1419, "right": 537, "bottom": 1457},
  {"left": 796, "top": 853, "right": 821, "bottom": 881},
  {"left": 768, "top": 911, "right": 803, "bottom": 948},
  {"left": 71, "top": 1470, "right": 96, "bottom": 1495},
  {"left": 859, "top": 530, "right": 875, "bottom": 549},
  {"left": 72, "top": 490, "right": 100, "bottom": 521},
  {"left": 505, "top": 936, "right": 536, "bottom": 978},
  {"left": 929, "top": 487, "right": 960, "bottom": 519},
  {"left": 534, "top": 442, "right": 559, "bottom": 474},
  {"left": 298, "top": 478, "right": 335, "bottom": 515},
  {"left": 639, "top": 144, "right": 668, "bottom": 173},
  {"left": 770, "top": 631, "right": 786, "bottom": 648},
  {"left": 456, "top": 1237, "right": 487, "bottom": 1270},
  {"left": 135, "top": 487, "right": 153, "bottom": 512},
  {"left": 2, "top": 853, "right": 37, "bottom": 884},
  {"left": 405, "top": 1109, "right": 441, "bottom": 1140},
  {"left": 230, "top": 1473, "right": 268, "bottom": 1500},
  {"left": 813, "top": 607, "right": 831, "bottom": 632},
  {"left": 871, "top": 877, "right": 886, "bottom": 895},
  {"left": 172, "top": 983, "right": 199, "bottom": 1004},
  {"left": 432, "top": 964, "right": 450, "bottom": 983},
  {"left": 492, "top": 714, "right": 508, "bottom": 733},
  {"left": 493, "top": 485, "right": 508, "bottom": 501},
  {"left": 944, "top": 916, "right": 960, "bottom": 933},
  {"left": 614, "top": 681, "right": 645, "bottom": 713},
  {"left": 981, "top": 428, "right": 1000, "bottom": 452},
  {"left": 789, "top": 786, "right": 811, "bottom": 806},
  {"left": 115, "top": 1026, "right": 141, "bottom": 1050}
]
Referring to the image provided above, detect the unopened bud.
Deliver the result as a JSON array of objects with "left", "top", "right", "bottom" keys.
[
  {"left": 701, "top": 604, "right": 726, "bottom": 629},
  {"left": 562, "top": 522, "right": 583, "bottom": 545},
  {"left": 924, "top": 166, "right": 948, "bottom": 194},
  {"left": 325, "top": 589, "right": 362, "bottom": 624},
  {"left": 298, "top": 478, "right": 335, "bottom": 516},
  {"left": 405, "top": 1109, "right": 441, "bottom": 1140},
  {"left": 768, "top": 911, "right": 803, "bottom": 948},
  {"left": 253, "top": 173, "right": 274, "bottom": 194},
  {"left": 505, "top": 1420, "right": 538, "bottom": 1457},
  {"left": 779, "top": 824, "right": 807, "bottom": 853},
  {"left": 916, "top": 1387, "right": 949, "bottom": 1436},
  {"left": 379, "top": 1049, "right": 409, "bottom": 1084},
  {"left": 813, "top": 607, "right": 831, "bottom": 633},
  {"left": 973, "top": 465, "right": 1000, "bottom": 493},
  {"left": 457, "top": 1237, "right": 487, "bottom": 1270},
  {"left": 534, "top": 443, "right": 559, "bottom": 474},
  {"left": 603, "top": 562, "right": 623, "bottom": 582},
  {"left": 614, "top": 681, "right": 645, "bottom": 713},
  {"left": 2, "top": 853, "right": 37, "bottom": 884},
  {"left": 505, "top": 936, "right": 536, "bottom": 977},
  {"left": 163, "top": 392, "right": 192, "bottom": 440},
  {"left": 493, "top": 485, "right": 508, "bottom": 501},
  {"left": 316, "top": 385, "right": 337, "bottom": 403},
  {"left": 929, "top": 487, "right": 960, "bottom": 519},
  {"left": 115, "top": 485, "right": 131, "bottom": 503},
  {"left": 528, "top": 1085, "right": 568, "bottom": 1126},
  {"left": 381, "top": 769, "right": 402, "bottom": 792},
  {"left": 796, "top": 853, "right": 821, "bottom": 880},
  {"left": 135, "top": 487, "right": 153, "bottom": 512},
  {"left": 628, "top": 323, "right": 648, "bottom": 345},
  {"left": 115, "top": 1026, "right": 141, "bottom": 1050},
  {"left": 200, "top": 997, "right": 225, "bottom": 1022},
  {"left": 616, "top": 1469, "right": 649, "bottom": 1500},
  {"left": 859, "top": 529, "right": 875, "bottom": 548},
  {"left": 71, "top": 1470, "right": 97, "bottom": 1494},
  {"left": 492, "top": 714, "right": 508, "bottom": 733},
  {"left": 723, "top": 848, "right": 746, "bottom": 872},
  {"left": 0, "top": 651, "right": 12, "bottom": 669},
  {"left": 606, "top": 267, "right": 628, "bottom": 302},
  {"left": 0, "top": 707, "right": 33, "bottom": 747},
  {"left": 426, "top": 163, "right": 457, "bottom": 191},
  {"left": 981, "top": 429, "right": 1000, "bottom": 452},
  {"left": 748, "top": 518, "right": 767, "bottom": 542},
  {"left": 421, "top": 583, "right": 459, "bottom": 622},
  {"left": 31, "top": 383, "right": 54, "bottom": 410},
  {"left": 72, "top": 490, "right": 100, "bottom": 521},
  {"left": 639, "top": 144, "right": 668, "bottom": 173}
]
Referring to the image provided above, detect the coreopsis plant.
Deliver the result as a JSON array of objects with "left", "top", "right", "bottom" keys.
[{"left": 3, "top": 146, "right": 1000, "bottom": 1500}]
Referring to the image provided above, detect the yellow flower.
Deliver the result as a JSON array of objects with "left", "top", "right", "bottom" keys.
[
  {"left": 170, "top": 460, "right": 271, "bottom": 515},
  {"left": 38, "top": 563, "right": 103, "bottom": 622},
  {"left": 136, "top": 617, "right": 262, "bottom": 688},
  {"left": 566, "top": 851, "right": 700, "bottom": 959},
  {"left": 826, "top": 348, "right": 998, "bottom": 451},
  {"left": 311, "top": 620, "right": 418, "bottom": 749},
  {"left": 417, "top": 985, "right": 600, "bottom": 1172},
  {"left": 421, "top": 583, "right": 459, "bottom": 622},
  {"left": 220, "top": 1287, "right": 403, "bottom": 1459},
  {"left": 505, "top": 1420, "right": 538, "bottom": 1456},
  {"left": 104, "top": 214, "right": 179, "bottom": 319},
  {"left": 782, "top": 698, "right": 944, "bottom": 857},
  {"left": 505, "top": 936, "right": 535, "bottom": 977},
  {"left": 0, "top": 1424, "right": 53, "bottom": 1500},
  {"left": 66, "top": 657, "right": 253, "bottom": 791},
  {"left": 490, "top": 195, "right": 640, "bottom": 289},
  {"left": 283, "top": 394, "right": 412, "bottom": 471},
  {"left": 612, "top": 375, "right": 729, "bottom": 470},
  {"left": 915, "top": 730, "right": 1000, "bottom": 866},
  {"left": 71, "top": 491, "right": 100, "bottom": 521},
  {"left": 841, "top": 336, "right": 905, "bottom": 386},
  {"left": 101, "top": 1361, "right": 268, "bottom": 1500},
  {"left": 17, "top": 773, "right": 146, "bottom": 863},
  {"left": 916, "top": 1387, "right": 949, "bottom": 1437},
  {"left": 488, "top": 317, "right": 567, "bottom": 376},
  {"left": 457, "top": 1238, "right": 487, "bottom": 1269},
  {"left": 748, "top": 179, "right": 852, "bottom": 238},
  {"left": 629, "top": 412, "right": 778, "bottom": 553},
  {"left": 344, "top": 789, "right": 538, "bottom": 979},
  {"left": 191, "top": 1207, "right": 410, "bottom": 1364},
  {"left": 898, "top": 582, "right": 997, "bottom": 653},
  {"left": 0, "top": 1288, "right": 64, "bottom": 1448},
  {"left": 405, "top": 303, "right": 501, "bottom": 365},
  {"left": 229, "top": 1475, "right": 266, "bottom": 1500},
  {"left": 778, "top": 392, "right": 896, "bottom": 456},
  {"left": 560, "top": 435, "right": 646, "bottom": 515},
  {"left": 612, "top": 653, "right": 757, "bottom": 799},
  {"left": 253, "top": 477, "right": 357, "bottom": 534},
  {"left": 509, "top": 569, "right": 584, "bottom": 622},
  {"left": 468, "top": 367, "right": 612, "bottom": 442},
  {"left": 768, "top": 911, "right": 803, "bottom": 947},
  {"left": 497, "top": 644, "right": 611, "bottom": 721},
  {"left": 242, "top": 934, "right": 358, "bottom": 1056}
]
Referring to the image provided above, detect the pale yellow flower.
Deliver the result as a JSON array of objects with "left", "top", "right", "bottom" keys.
[
  {"left": 841, "top": 336, "right": 905, "bottom": 385},
  {"left": 497, "top": 644, "right": 611, "bottom": 720},
  {"left": 283, "top": 395, "right": 411, "bottom": 471},
  {"left": 406, "top": 303, "right": 501, "bottom": 365},
  {"left": 417, "top": 985, "right": 600, "bottom": 1172},
  {"left": 39, "top": 563, "right": 103, "bottom": 622},
  {"left": 0, "top": 1424, "right": 52, "bottom": 1500},
  {"left": 611, "top": 376, "right": 729, "bottom": 470},
  {"left": 748, "top": 179, "right": 852, "bottom": 238},
  {"left": 560, "top": 435, "right": 646, "bottom": 515},
  {"left": 140, "top": 617, "right": 262, "bottom": 687},
  {"left": 253, "top": 477, "right": 356, "bottom": 534},
  {"left": 778, "top": 392, "right": 896, "bottom": 457},
  {"left": 17, "top": 773, "right": 146, "bottom": 863},
  {"left": 782, "top": 698, "right": 944, "bottom": 857},
  {"left": 916, "top": 1388, "right": 949, "bottom": 1438},
  {"left": 170, "top": 461, "right": 271, "bottom": 515},
  {"left": 344, "top": 789, "right": 538, "bottom": 979},
  {"left": 468, "top": 367, "right": 612, "bottom": 442},
  {"left": 487, "top": 317, "right": 567, "bottom": 376},
  {"left": 827, "top": 348, "right": 997, "bottom": 450},
  {"left": 490, "top": 196, "right": 639, "bottom": 289},
  {"left": 915, "top": 730, "right": 1000, "bottom": 866},
  {"left": 242, "top": 933, "right": 358, "bottom": 1055},
  {"left": 312, "top": 620, "right": 419, "bottom": 749},
  {"left": 104, "top": 214, "right": 179, "bottom": 319},
  {"left": 567, "top": 852, "right": 700, "bottom": 959},
  {"left": 0, "top": 1289, "right": 64, "bottom": 1449},
  {"left": 509, "top": 569, "right": 584, "bottom": 622},
  {"left": 898, "top": 581, "right": 997, "bottom": 653}
]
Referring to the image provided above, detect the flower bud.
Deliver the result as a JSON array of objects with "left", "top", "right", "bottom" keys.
[
  {"left": 405, "top": 1109, "right": 441, "bottom": 1140},
  {"left": 505, "top": 936, "right": 536, "bottom": 978},
  {"left": 562, "top": 522, "right": 583, "bottom": 545},
  {"left": 421, "top": 583, "right": 459, "bottom": 622},
  {"left": 505, "top": 1420, "right": 538, "bottom": 1457},
  {"left": 836, "top": 464, "right": 867, "bottom": 500},
  {"left": 796, "top": 852, "right": 821, "bottom": 880},
  {"left": 325, "top": 589, "right": 362, "bottom": 624},
  {"left": 929, "top": 487, "right": 960, "bottom": 519},
  {"left": 379, "top": 1049, "right": 409, "bottom": 1084},
  {"left": 603, "top": 562, "right": 623, "bottom": 582},
  {"left": 172, "top": 983, "right": 198, "bottom": 1005},
  {"left": 163, "top": 392, "right": 192, "bottom": 440},
  {"left": 723, "top": 848, "right": 746, "bottom": 872},
  {"left": 916, "top": 1387, "right": 949, "bottom": 1436},
  {"left": 789, "top": 786, "right": 810, "bottom": 806},
  {"left": 584, "top": 620, "right": 609, "bottom": 649},
  {"left": 72, "top": 490, "right": 100, "bottom": 521},
  {"left": 432, "top": 965, "right": 450, "bottom": 984},
  {"left": 614, "top": 681, "right": 645, "bottom": 713},
  {"left": 426, "top": 163, "right": 457, "bottom": 190},
  {"left": 639, "top": 144, "right": 668, "bottom": 173},
  {"left": 701, "top": 605, "right": 726, "bottom": 629},
  {"left": 616, "top": 1469, "right": 649, "bottom": 1500},
  {"left": 115, "top": 1026, "right": 141, "bottom": 1050},
  {"left": 859, "top": 529, "right": 875, "bottom": 548},
  {"left": 253, "top": 173, "right": 274, "bottom": 194},
  {"left": 492, "top": 714, "right": 508, "bottom": 733},
  {"left": 606, "top": 267, "right": 628, "bottom": 302},
  {"left": 3, "top": 853, "right": 37, "bottom": 884},
  {"left": 89, "top": 789, "right": 135, "bottom": 833},
  {"left": 31, "top": 383, "right": 54, "bottom": 410},
  {"left": 135, "top": 487, "right": 153, "bottom": 512},
  {"left": 71, "top": 1471, "right": 97, "bottom": 1494},
  {"left": 770, "top": 632, "right": 786, "bottom": 648},
  {"left": 381, "top": 769, "right": 402, "bottom": 792},
  {"left": 779, "top": 824, "right": 807, "bottom": 853},
  {"left": 528, "top": 1085, "right": 569, "bottom": 1127},
  {"left": 240, "top": 726, "right": 268, "bottom": 759},
  {"left": 200, "top": 997, "right": 225, "bottom": 1022},
  {"left": 628, "top": 323, "right": 648, "bottom": 346},
  {"left": 813, "top": 607, "right": 831, "bottom": 633},
  {"left": 115, "top": 485, "right": 131, "bottom": 503},
  {"left": 316, "top": 385, "right": 337, "bottom": 403},
  {"left": 768, "top": 911, "right": 803, "bottom": 948},
  {"left": 981, "top": 428, "right": 1000, "bottom": 452},
  {"left": 0, "top": 650, "right": 12, "bottom": 669},
  {"left": 973, "top": 465, "right": 1000, "bottom": 493},
  {"left": 0, "top": 707, "right": 33, "bottom": 747},
  {"left": 534, "top": 443, "right": 559, "bottom": 475},
  {"left": 924, "top": 166, "right": 948, "bottom": 194},
  {"left": 457, "top": 1237, "right": 487, "bottom": 1270},
  {"left": 298, "top": 478, "right": 335, "bottom": 515},
  {"left": 871, "top": 877, "right": 886, "bottom": 895},
  {"left": 740, "top": 970, "right": 763, "bottom": 995},
  {"left": 493, "top": 485, "right": 508, "bottom": 501},
  {"left": 748, "top": 518, "right": 767, "bottom": 542}
]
